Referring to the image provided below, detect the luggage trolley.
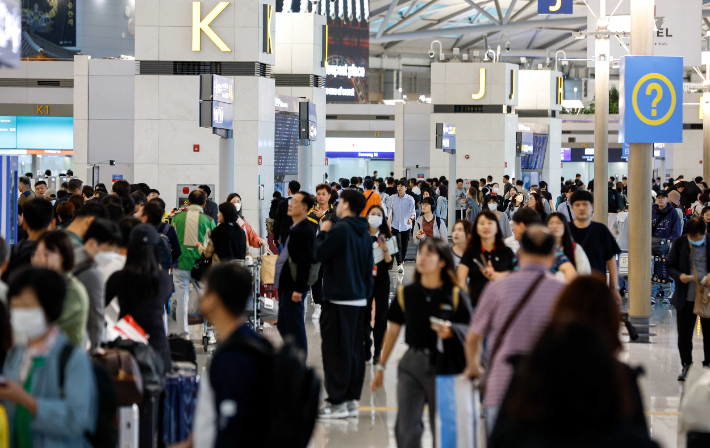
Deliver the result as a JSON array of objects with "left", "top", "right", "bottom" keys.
[
  {"left": 200, "top": 251, "right": 265, "bottom": 352},
  {"left": 651, "top": 238, "right": 673, "bottom": 304}
]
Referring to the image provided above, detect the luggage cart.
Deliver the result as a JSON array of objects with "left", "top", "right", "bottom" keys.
[{"left": 651, "top": 238, "right": 673, "bottom": 304}]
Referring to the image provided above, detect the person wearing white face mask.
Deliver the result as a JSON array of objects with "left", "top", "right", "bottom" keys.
[
  {"left": 484, "top": 182, "right": 505, "bottom": 212},
  {"left": 413, "top": 197, "right": 447, "bottom": 246},
  {"left": 485, "top": 196, "right": 513, "bottom": 239},
  {"left": 0, "top": 267, "right": 99, "bottom": 448},
  {"left": 227, "top": 193, "right": 268, "bottom": 249},
  {"left": 667, "top": 217, "right": 710, "bottom": 381},
  {"left": 365, "top": 204, "right": 394, "bottom": 364}
]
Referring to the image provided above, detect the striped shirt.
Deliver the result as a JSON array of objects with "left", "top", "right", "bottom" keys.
[{"left": 470, "top": 263, "right": 566, "bottom": 407}]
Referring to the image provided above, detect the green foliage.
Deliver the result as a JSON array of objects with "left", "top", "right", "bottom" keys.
[{"left": 561, "top": 86, "right": 619, "bottom": 115}]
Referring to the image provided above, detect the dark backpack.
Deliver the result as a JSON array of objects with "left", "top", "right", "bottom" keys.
[
  {"left": 59, "top": 343, "right": 118, "bottom": 448},
  {"left": 156, "top": 223, "right": 173, "bottom": 270},
  {"left": 216, "top": 336, "right": 320, "bottom": 448},
  {"left": 168, "top": 333, "right": 197, "bottom": 364}
]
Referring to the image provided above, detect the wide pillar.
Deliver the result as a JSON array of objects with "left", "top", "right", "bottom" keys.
[
  {"left": 274, "top": 12, "right": 327, "bottom": 194},
  {"left": 133, "top": 0, "right": 276, "bottom": 238},
  {"left": 627, "top": 0, "right": 654, "bottom": 338},
  {"left": 518, "top": 69, "right": 564, "bottom": 201},
  {"left": 430, "top": 62, "right": 518, "bottom": 183}
]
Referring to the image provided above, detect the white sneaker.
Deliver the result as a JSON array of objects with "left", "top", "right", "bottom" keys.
[
  {"left": 318, "top": 403, "right": 349, "bottom": 419},
  {"left": 312, "top": 304, "right": 322, "bottom": 320},
  {"left": 346, "top": 400, "right": 359, "bottom": 418},
  {"left": 398, "top": 265, "right": 404, "bottom": 274}
]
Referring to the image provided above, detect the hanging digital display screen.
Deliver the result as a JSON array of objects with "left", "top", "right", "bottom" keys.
[
  {"left": 0, "top": 116, "right": 73, "bottom": 151},
  {"left": 24, "top": 0, "right": 76, "bottom": 47},
  {"left": 274, "top": 113, "right": 299, "bottom": 176}
]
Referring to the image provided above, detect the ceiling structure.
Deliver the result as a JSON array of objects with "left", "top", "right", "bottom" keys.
[{"left": 367, "top": 0, "right": 710, "bottom": 66}]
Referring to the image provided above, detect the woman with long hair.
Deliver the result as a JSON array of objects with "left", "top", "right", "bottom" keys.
[
  {"left": 465, "top": 185, "right": 481, "bottom": 222},
  {"left": 105, "top": 224, "right": 172, "bottom": 370},
  {"left": 489, "top": 276, "right": 652, "bottom": 447},
  {"left": 457, "top": 210, "right": 515, "bottom": 306},
  {"left": 226, "top": 193, "right": 267, "bottom": 249},
  {"left": 546, "top": 212, "right": 592, "bottom": 276},
  {"left": 505, "top": 187, "right": 526, "bottom": 221},
  {"left": 364, "top": 204, "right": 394, "bottom": 364},
  {"left": 371, "top": 238, "right": 472, "bottom": 448},
  {"left": 198, "top": 202, "right": 247, "bottom": 264},
  {"left": 451, "top": 219, "right": 473, "bottom": 268},
  {"left": 526, "top": 192, "right": 547, "bottom": 221},
  {"left": 31, "top": 231, "right": 89, "bottom": 346}
]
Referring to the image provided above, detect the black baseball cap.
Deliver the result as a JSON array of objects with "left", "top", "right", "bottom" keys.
[{"left": 657, "top": 190, "right": 668, "bottom": 198}]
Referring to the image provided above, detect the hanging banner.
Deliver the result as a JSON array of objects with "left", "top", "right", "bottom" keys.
[
  {"left": 23, "top": 0, "right": 76, "bottom": 47},
  {"left": 619, "top": 56, "right": 683, "bottom": 144},
  {"left": 585, "top": 0, "right": 701, "bottom": 67}
]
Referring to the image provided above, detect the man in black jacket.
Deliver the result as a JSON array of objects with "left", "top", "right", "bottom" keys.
[
  {"left": 274, "top": 191, "right": 316, "bottom": 356},
  {"left": 314, "top": 190, "right": 374, "bottom": 419},
  {"left": 273, "top": 180, "right": 301, "bottom": 248},
  {"left": 667, "top": 217, "right": 710, "bottom": 381},
  {"left": 2, "top": 198, "right": 53, "bottom": 282},
  {"left": 199, "top": 185, "right": 219, "bottom": 222}
]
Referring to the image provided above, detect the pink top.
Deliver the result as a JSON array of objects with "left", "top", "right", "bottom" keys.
[
  {"left": 240, "top": 219, "right": 263, "bottom": 249},
  {"left": 470, "top": 264, "right": 566, "bottom": 407}
]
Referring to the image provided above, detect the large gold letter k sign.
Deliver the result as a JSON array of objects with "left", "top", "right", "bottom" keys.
[{"left": 193, "top": 2, "right": 231, "bottom": 52}]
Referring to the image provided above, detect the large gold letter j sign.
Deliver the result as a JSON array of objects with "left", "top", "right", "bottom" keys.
[{"left": 193, "top": 2, "right": 231, "bottom": 52}]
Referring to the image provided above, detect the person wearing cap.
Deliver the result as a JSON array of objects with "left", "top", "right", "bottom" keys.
[
  {"left": 652, "top": 191, "right": 682, "bottom": 240},
  {"left": 413, "top": 197, "right": 447, "bottom": 245}
]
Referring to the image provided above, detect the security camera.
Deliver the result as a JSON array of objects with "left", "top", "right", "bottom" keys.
[
  {"left": 109, "top": 160, "right": 116, "bottom": 166},
  {"left": 505, "top": 41, "right": 511, "bottom": 52},
  {"left": 428, "top": 49, "right": 436, "bottom": 58},
  {"left": 562, "top": 60, "right": 569, "bottom": 67}
]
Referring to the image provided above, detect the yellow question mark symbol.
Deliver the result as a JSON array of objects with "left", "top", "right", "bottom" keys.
[
  {"left": 549, "top": 0, "right": 562, "bottom": 11},
  {"left": 646, "top": 83, "right": 663, "bottom": 117}
]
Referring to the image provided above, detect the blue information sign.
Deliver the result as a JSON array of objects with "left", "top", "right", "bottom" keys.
[
  {"left": 538, "top": 0, "right": 573, "bottom": 14},
  {"left": 619, "top": 56, "right": 683, "bottom": 144},
  {"left": 211, "top": 101, "right": 233, "bottom": 130}
]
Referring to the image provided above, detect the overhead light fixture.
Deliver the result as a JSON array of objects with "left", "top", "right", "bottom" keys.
[
  {"left": 562, "top": 99, "right": 585, "bottom": 109},
  {"left": 597, "top": 17, "right": 609, "bottom": 29},
  {"left": 574, "top": 32, "right": 585, "bottom": 40}
]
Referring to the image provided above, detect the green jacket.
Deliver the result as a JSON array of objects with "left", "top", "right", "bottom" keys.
[
  {"left": 172, "top": 204, "right": 216, "bottom": 271},
  {"left": 55, "top": 273, "right": 90, "bottom": 346}
]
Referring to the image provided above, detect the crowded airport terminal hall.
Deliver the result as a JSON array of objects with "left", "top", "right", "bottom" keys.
[{"left": 2, "top": 0, "right": 710, "bottom": 446}]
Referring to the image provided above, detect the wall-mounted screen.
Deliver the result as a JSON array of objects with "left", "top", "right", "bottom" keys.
[
  {"left": 521, "top": 135, "right": 547, "bottom": 170},
  {"left": 275, "top": 1, "right": 369, "bottom": 104},
  {"left": 0, "top": 116, "right": 73, "bottom": 153},
  {"left": 325, "top": 138, "right": 394, "bottom": 159},
  {"left": 275, "top": 112, "right": 299, "bottom": 177},
  {"left": 24, "top": 0, "right": 76, "bottom": 47}
]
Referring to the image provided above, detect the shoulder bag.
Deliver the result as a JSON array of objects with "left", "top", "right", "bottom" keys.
[
  {"left": 478, "top": 273, "right": 545, "bottom": 394},
  {"left": 289, "top": 258, "right": 321, "bottom": 286},
  {"left": 689, "top": 239, "right": 710, "bottom": 318}
]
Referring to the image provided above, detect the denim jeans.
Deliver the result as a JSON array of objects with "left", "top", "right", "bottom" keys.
[{"left": 173, "top": 268, "right": 201, "bottom": 335}]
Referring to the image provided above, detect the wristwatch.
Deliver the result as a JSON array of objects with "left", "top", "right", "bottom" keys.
[{"left": 376, "top": 364, "right": 386, "bottom": 372}]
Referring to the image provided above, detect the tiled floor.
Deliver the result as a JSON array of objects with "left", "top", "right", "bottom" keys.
[{"left": 183, "top": 263, "right": 702, "bottom": 448}]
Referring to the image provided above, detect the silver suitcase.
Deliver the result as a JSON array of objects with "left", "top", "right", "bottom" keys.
[{"left": 118, "top": 405, "right": 140, "bottom": 448}]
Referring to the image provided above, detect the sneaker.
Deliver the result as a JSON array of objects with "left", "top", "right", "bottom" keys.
[
  {"left": 318, "top": 403, "right": 349, "bottom": 419},
  {"left": 346, "top": 400, "right": 359, "bottom": 418},
  {"left": 679, "top": 363, "right": 692, "bottom": 381},
  {"left": 398, "top": 265, "right": 404, "bottom": 274},
  {"left": 312, "top": 304, "right": 322, "bottom": 320}
]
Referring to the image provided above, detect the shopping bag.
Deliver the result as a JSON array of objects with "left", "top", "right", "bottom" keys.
[
  {"left": 436, "top": 375, "right": 484, "bottom": 448},
  {"left": 680, "top": 364, "right": 710, "bottom": 433},
  {"left": 108, "top": 314, "right": 149, "bottom": 344},
  {"left": 262, "top": 248, "right": 278, "bottom": 284}
]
